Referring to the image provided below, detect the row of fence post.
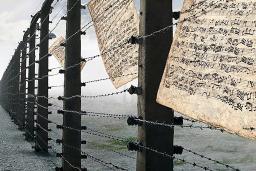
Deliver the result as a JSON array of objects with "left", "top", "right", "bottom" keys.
[
  {"left": 0, "top": 0, "right": 177, "bottom": 170},
  {"left": 0, "top": 0, "right": 83, "bottom": 170}
]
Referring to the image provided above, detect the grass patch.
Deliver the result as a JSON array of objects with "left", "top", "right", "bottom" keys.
[
  {"left": 109, "top": 136, "right": 137, "bottom": 147},
  {"left": 174, "top": 159, "right": 185, "bottom": 166},
  {"left": 88, "top": 136, "right": 137, "bottom": 151}
]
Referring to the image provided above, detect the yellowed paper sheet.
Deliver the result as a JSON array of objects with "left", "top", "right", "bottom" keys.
[
  {"left": 88, "top": 0, "right": 139, "bottom": 88},
  {"left": 49, "top": 36, "right": 86, "bottom": 70},
  {"left": 49, "top": 36, "right": 65, "bottom": 67},
  {"left": 157, "top": 0, "right": 256, "bottom": 139}
]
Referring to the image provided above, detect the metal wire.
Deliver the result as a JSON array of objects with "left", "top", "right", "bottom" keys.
[
  {"left": 25, "top": 0, "right": 74, "bottom": 68},
  {"left": 50, "top": 0, "right": 66, "bottom": 23},
  {"left": 1, "top": 1, "right": 241, "bottom": 171},
  {"left": 85, "top": 128, "right": 127, "bottom": 143},
  {"left": 183, "top": 147, "right": 239, "bottom": 171},
  {"left": 136, "top": 143, "right": 215, "bottom": 171},
  {"left": 49, "top": 85, "right": 64, "bottom": 89},
  {"left": 59, "top": 109, "right": 134, "bottom": 119},
  {"left": 27, "top": 107, "right": 82, "bottom": 133},
  {"left": 49, "top": 66, "right": 62, "bottom": 71},
  {"left": 85, "top": 125, "right": 222, "bottom": 171},
  {"left": 134, "top": 118, "right": 232, "bottom": 133},
  {"left": 27, "top": 93, "right": 58, "bottom": 100},
  {"left": 62, "top": 142, "right": 128, "bottom": 171},
  {"left": 63, "top": 39, "right": 131, "bottom": 73},
  {"left": 86, "top": 153, "right": 128, "bottom": 171},
  {"left": 34, "top": 129, "right": 81, "bottom": 170},
  {"left": 137, "top": 0, "right": 222, "bottom": 40},
  {"left": 48, "top": 124, "right": 129, "bottom": 170},
  {"left": 3, "top": 53, "right": 51, "bottom": 86},
  {"left": 82, "top": 111, "right": 133, "bottom": 119},
  {"left": 244, "top": 127, "right": 256, "bottom": 131},
  {"left": 82, "top": 73, "right": 137, "bottom": 85},
  {"left": 65, "top": 21, "right": 93, "bottom": 43},
  {"left": 59, "top": 88, "right": 128, "bottom": 100},
  {"left": 27, "top": 0, "right": 64, "bottom": 42}
]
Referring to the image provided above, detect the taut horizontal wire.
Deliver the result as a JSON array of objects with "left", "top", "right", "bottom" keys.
[{"left": 183, "top": 147, "right": 239, "bottom": 171}]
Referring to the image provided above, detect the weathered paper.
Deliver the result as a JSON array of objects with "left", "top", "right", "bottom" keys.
[
  {"left": 49, "top": 36, "right": 65, "bottom": 67},
  {"left": 49, "top": 36, "right": 86, "bottom": 70},
  {"left": 88, "top": 0, "right": 139, "bottom": 88},
  {"left": 157, "top": 0, "right": 256, "bottom": 139}
]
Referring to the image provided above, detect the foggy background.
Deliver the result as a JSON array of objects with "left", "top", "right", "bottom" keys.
[{"left": 1, "top": 1, "right": 256, "bottom": 171}]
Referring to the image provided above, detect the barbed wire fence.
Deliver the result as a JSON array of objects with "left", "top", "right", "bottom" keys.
[{"left": 0, "top": 0, "right": 246, "bottom": 171}]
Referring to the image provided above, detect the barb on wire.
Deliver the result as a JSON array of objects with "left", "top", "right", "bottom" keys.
[
  {"left": 3, "top": 53, "right": 52, "bottom": 86},
  {"left": 61, "top": 142, "right": 128, "bottom": 171},
  {"left": 49, "top": 66, "right": 62, "bottom": 71},
  {"left": 87, "top": 140, "right": 136, "bottom": 160},
  {"left": 180, "top": 124, "right": 225, "bottom": 132},
  {"left": 82, "top": 111, "right": 133, "bottom": 119},
  {"left": 27, "top": 5, "right": 65, "bottom": 57},
  {"left": 58, "top": 109, "right": 134, "bottom": 119},
  {"left": 36, "top": 73, "right": 60, "bottom": 80},
  {"left": 28, "top": 0, "right": 66, "bottom": 48},
  {"left": 36, "top": 123, "right": 50, "bottom": 133},
  {"left": 133, "top": 143, "right": 215, "bottom": 171},
  {"left": 132, "top": 118, "right": 230, "bottom": 133},
  {"left": 183, "top": 147, "right": 240, "bottom": 171},
  {"left": 49, "top": 85, "right": 64, "bottom": 89},
  {"left": 86, "top": 153, "right": 128, "bottom": 171},
  {"left": 24, "top": 130, "right": 59, "bottom": 168},
  {"left": 35, "top": 128, "right": 79, "bottom": 170},
  {"left": 65, "top": 21, "right": 93, "bottom": 43},
  {"left": 86, "top": 128, "right": 127, "bottom": 143},
  {"left": 27, "top": 0, "right": 64, "bottom": 42},
  {"left": 173, "top": 116, "right": 243, "bottom": 137},
  {"left": 243, "top": 127, "right": 256, "bottom": 131},
  {"left": 135, "top": 0, "right": 222, "bottom": 40},
  {"left": 58, "top": 88, "right": 128, "bottom": 100},
  {"left": 82, "top": 72, "right": 137, "bottom": 85},
  {"left": 32, "top": 101, "right": 61, "bottom": 110},
  {"left": 50, "top": 0, "right": 66, "bottom": 23},
  {"left": 63, "top": 38, "right": 132, "bottom": 73},
  {"left": 27, "top": 107, "right": 83, "bottom": 134},
  {"left": 26, "top": 93, "right": 58, "bottom": 100},
  {"left": 22, "top": 73, "right": 60, "bottom": 87}
]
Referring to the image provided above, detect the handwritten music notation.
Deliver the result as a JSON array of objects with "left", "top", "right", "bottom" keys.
[
  {"left": 157, "top": 0, "right": 256, "bottom": 139},
  {"left": 49, "top": 36, "right": 86, "bottom": 70},
  {"left": 88, "top": 0, "right": 139, "bottom": 88}
]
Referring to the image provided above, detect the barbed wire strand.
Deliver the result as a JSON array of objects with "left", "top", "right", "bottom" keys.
[
  {"left": 59, "top": 88, "right": 128, "bottom": 100},
  {"left": 62, "top": 142, "right": 128, "bottom": 171},
  {"left": 183, "top": 147, "right": 239, "bottom": 171},
  {"left": 136, "top": 143, "right": 215, "bottom": 171},
  {"left": 27, "top": 0, "right": 65, "bottom": 42},
  {"left": 59, "top": 109, "right": 134, "bottom": 119},
  {"left": 35, "top": 130, "right": 81, "bottom": 170},
  {"left": 84, "top": 128, "right": 218, "bottom": 171}
]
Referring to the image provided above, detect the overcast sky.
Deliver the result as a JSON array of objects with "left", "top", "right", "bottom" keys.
[{"left": 0, "top": 0, "right": 183, "bottom": 93}]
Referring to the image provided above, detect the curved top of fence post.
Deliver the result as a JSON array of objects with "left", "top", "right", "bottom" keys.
[
  {"left": 41, "top": 0, "right": 55, "bottom": 12},
  {"left": 30, "top": 11, "right": 41, "bottom": 27},
  {"left": 22, "top": 29, "right": 30, "bottom": 45}
]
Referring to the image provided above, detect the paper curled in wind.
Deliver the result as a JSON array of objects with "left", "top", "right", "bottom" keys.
[
  {"left": 88, "top": 0, "right": 139, "bottom": 88},
  {"left": 49, "top": 36, "right": 86, "bottom": 70},
  {"left": 157, "top": 0, "right": 256, "bottom": 139}
]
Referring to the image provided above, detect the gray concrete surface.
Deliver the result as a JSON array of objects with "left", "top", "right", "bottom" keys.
[{"left": 0, "top": 106, "right": 55, "bottom": 171}]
